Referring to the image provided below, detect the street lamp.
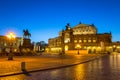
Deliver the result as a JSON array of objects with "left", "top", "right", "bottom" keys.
[
  {"left": 76, "top": 44, "right": 81, "bottom": 55},
  {"left": 6, "top": 32, "right": 16, "bottom": 60}
]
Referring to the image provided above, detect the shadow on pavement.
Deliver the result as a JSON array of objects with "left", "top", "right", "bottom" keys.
[{"left": 22, "top": 70, "right": 31, "bottom": 76}]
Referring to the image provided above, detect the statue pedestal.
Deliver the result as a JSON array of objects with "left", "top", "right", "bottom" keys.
[{"left": 20, "top": 38, "right": 33, "bottom": 51}]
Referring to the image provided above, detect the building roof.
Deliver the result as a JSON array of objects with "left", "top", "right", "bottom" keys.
[
  {"left": 73, "top": 23, "right": 96, "bottom": 28},
  {"left": 72, "top": 23, "right": 97, "bottom": 35}
]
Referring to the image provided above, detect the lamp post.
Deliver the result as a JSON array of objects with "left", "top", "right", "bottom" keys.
[
  {"left": 6, "top": 32, "right": 16, "bottom": 60},
  {"left": 113, "top": 45, "right": 116, "bottom": 52},
  {"left": 76, "top": 44, "right": 81, "bottom": 55}
]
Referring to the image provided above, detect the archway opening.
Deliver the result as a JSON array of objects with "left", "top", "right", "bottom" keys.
[{"left": 65, "top": 45, "right": 68, "bottom": 51}]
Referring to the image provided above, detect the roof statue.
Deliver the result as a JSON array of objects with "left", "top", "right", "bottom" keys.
[
  {"left": 91, "top": 23, "right": 95, "bottom": 26},
  {"left": 65, "top": 23, "right": 70, "bottom": 30},
  {"left": 79, "top": 21, "right": 82, "bottom": 24}
]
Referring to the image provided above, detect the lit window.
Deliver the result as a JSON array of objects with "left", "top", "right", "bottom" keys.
[
  {"left": 59, "top": 42, "right": 61, "bottom": 44},
  {"left": 74, "top": 40, "right": 77, "bottom": 43},
  {"left": 88, "top": 40, "right": 91, "bottom": 42},
  {"left": 79, "top": 40, "right": 82, "bottom": 43},
  {"left": 93, "top": 40, "right": 96, "bottom": 42},
  {"left": 64, "top": 38, "right": 70, "bottom": 43},
  {"left": 84, "top": 40, "right": 87, "bottom": 43},
  {"left": 84, "top": 46, "right": 87, "bottom": 49},
  {"left": 68, "top": 27, "right": 70, "bottom": 30},
  {"left": 4, "top": 43, "right": 7, "bottom": 46}
]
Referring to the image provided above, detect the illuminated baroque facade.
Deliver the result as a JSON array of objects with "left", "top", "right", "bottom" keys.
[{"left": 46, "top": 23, "right": 120, "bottom": 54}]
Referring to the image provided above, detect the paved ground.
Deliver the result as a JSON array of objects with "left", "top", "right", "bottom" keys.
[
  {"left": 0, "top": 54, "right": 102, "bottom": 77},
  {"left": 0, "top": 54, "right": 119, "bottom": 80}
]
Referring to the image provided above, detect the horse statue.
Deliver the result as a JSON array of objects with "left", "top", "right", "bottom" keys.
[{"left": 23, "top": 29, "right": 31, "bottom": 39}]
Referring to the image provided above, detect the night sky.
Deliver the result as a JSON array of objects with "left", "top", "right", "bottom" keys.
[{"left": 0, "top": 0, "right": 120, "bottom": 43}]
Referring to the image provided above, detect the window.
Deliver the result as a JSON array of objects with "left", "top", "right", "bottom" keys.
[
  {"left": 84, "top": 38, "right": 86, "bottom": 39},
  {"left": 79, "top": 40, "right": 82, "bottom": 43},
  {"left": 84, "top": 46, "right": 87, "bottom": 49},
  {"left": 84, "top": 40, "right": 87, "bottom": 43},
  {"left": 59, "top": 42, "right": 61, "bottom": 44},
  {"left": 88, "top": 40, "right": 91, "bottom": 42},
  {"left": 89, "top": 38, "right": 91, "bottom": 39},
  {"left": 74, "top": 40, "right": 77, "bottom": 43},
  {"left": 93, "top": 40, "right": 96, "bottom": 42},
  {"left": 64, "top": 38, "right": 70, "bottom": 43},
  {"left": 4, "top": 42, "right": 7, "bottom": 46}
]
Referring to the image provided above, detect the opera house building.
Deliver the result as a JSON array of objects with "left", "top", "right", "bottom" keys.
[{"left": 46, "top": 23, "right": 120, "bottom": 55}]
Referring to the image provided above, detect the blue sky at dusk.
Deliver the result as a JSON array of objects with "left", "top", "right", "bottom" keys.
[{"left": 0, "top": 0, "right": 120, "bottom": 43}]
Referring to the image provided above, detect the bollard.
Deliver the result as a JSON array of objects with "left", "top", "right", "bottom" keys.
[{"left": 21, "top": 62, "right": 25, "bottom": 71}]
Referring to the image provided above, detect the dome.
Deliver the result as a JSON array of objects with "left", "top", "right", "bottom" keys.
[{"left": 73, "top": 23, "right": 97, "bottom": 35}]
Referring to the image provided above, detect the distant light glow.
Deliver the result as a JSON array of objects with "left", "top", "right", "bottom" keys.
[
  {"left": 76, "top": 44, "right": 81, "bottom": 49},
  {"left": 6, "top": 32, "right": 16, "bottom": 39}
]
